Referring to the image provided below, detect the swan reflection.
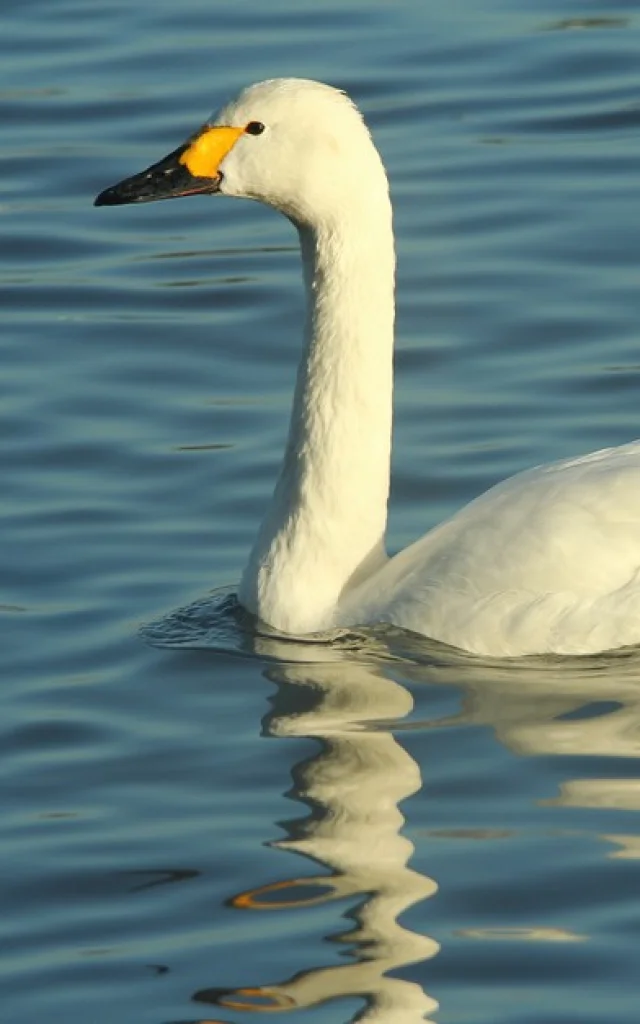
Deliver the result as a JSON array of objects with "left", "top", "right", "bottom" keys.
[
  {"left": 198, "top": 640, "right": 439, "bottom": 1022},
  {"left": 417, "top": 646, "right": 640, "bottom": 867},
  {"left": 183, "top": 611, "right": 640, "bottom": 1022}
]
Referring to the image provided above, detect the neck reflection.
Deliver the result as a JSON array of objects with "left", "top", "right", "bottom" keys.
[{"left": 197, "top": 647, "right": 438, "bottom": 1022}]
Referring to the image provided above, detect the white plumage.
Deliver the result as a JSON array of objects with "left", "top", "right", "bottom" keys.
[
  {"left": 98, "top": 78, "right": 640, "bottom": 657},
  {"left": 344, "top": 441, "right": 640, "bottom": 656}
]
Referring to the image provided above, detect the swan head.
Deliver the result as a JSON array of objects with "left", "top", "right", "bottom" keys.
[{"left": 94, "top": 78, "right": 388, "bottom": 226}]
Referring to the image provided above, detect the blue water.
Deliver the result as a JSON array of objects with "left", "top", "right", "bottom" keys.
[{"left": 3, "top": 1, "right": 640, "bottom": 1021}]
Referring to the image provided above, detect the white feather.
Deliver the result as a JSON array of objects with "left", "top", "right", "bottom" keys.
[{"left": 196, "top": 80, "right": 640, "bottom": 657}]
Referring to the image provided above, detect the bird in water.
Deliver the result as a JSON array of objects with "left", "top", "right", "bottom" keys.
[{"left": 96, "top": 77, "right": 640, "bottom": 658}]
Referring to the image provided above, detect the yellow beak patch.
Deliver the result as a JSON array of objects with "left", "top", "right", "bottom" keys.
[{"left": 179, "top": 125, "right": 245, "bottom": 179}]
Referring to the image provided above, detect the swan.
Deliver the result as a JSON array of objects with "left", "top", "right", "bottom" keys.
[{"left": 95, "top": 77, "right": 640, "bottom": 658}]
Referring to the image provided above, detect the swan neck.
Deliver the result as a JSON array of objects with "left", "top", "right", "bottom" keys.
[{"left": 240, "top": 193, "right": 395, "bottom": 633}]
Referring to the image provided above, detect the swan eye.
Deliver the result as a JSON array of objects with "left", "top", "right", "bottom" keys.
[{"left": 245, "top": 121, "right": 266, "bottom": 136}]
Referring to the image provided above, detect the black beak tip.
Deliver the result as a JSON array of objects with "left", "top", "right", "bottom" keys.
[
  {"left": 93, "top": 146, "right": 222, "bottom": 208},
  {"left": 94, "top": 187, "right": 119, "bottom": 207},
  {"left": 94, "top": 182, "right": 147, "bottom": 206}
]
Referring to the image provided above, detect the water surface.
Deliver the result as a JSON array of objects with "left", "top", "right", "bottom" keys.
[{"left": 3, "top": 1, "right": 640, "bottom": 1021}]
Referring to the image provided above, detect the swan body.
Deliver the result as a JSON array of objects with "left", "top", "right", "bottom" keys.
[{"left": 96, "top": 78, "right": 640, "bottom": 658}]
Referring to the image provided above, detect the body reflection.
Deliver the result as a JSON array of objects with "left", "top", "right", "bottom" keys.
[
  {"left": 198, "top": 649, "right": 438, "bottom": 1022},
  {"left": 420, "top": 647, "right": 640, "bottom": 863},
  {"left": 179, "top": 602, "right": 640, "bottom": 1023}
]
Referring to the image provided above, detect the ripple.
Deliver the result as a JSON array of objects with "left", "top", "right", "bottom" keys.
[{"left": 5, "top": 2, "right": 640, "bottom": 1022}]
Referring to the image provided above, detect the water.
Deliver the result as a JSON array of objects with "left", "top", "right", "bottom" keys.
[{"left": 3, "top": 0, "right": 640, "bottom": 1020}]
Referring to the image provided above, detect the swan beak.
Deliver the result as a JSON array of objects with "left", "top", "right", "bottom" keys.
[{"left": 94, "top": 125, "right": 244, "bottom": 206}]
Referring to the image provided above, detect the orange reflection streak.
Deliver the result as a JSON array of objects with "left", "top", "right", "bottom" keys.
[
  {"left": 218, "top": 987, "right": 297, "bottom": 1011},
  {"left": 231, "top": 876, "right": 338, "bottom": 910}
]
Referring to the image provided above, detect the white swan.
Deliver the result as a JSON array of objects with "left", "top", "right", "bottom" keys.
[{"left": 95, "top": 78, "right": 640, "bottom": 658}]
